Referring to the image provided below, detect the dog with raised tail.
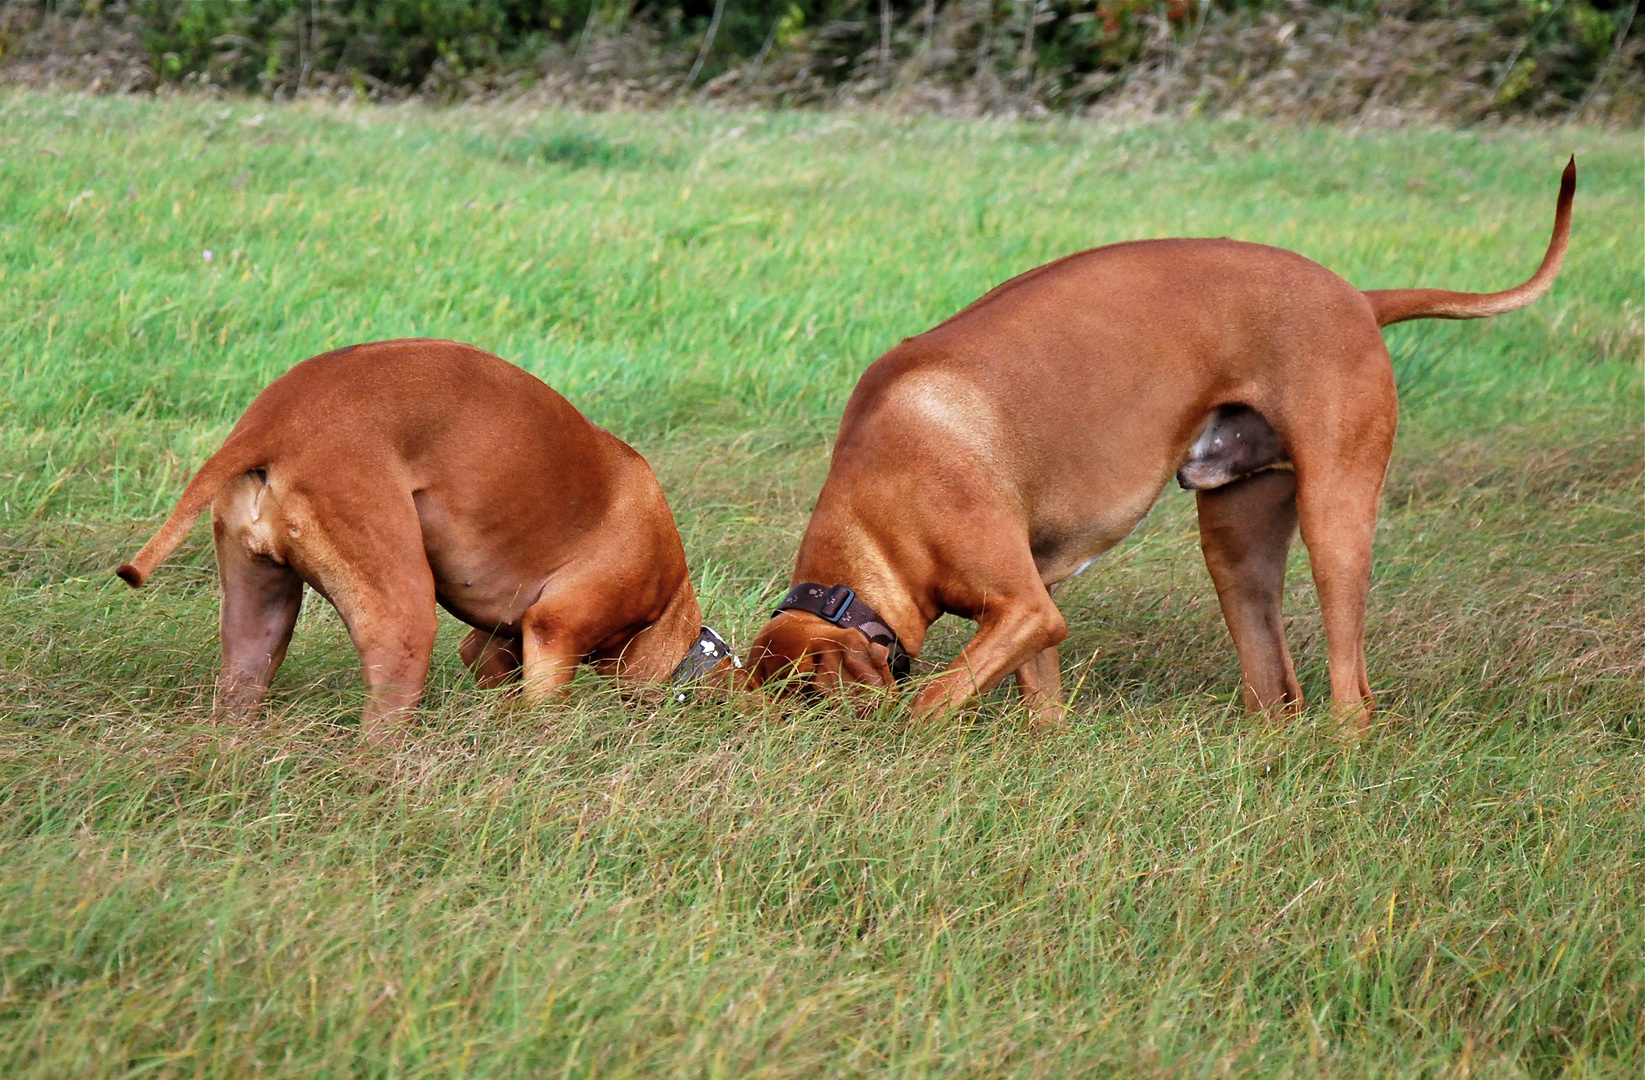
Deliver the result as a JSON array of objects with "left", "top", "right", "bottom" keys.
[
  {"left": 746, "top": 160, "right": 1576, "bottom": 733},
  {"left": 117, "top": 339, "right": 734, "bottom": 741}
]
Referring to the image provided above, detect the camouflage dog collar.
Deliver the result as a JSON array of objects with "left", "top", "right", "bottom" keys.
[{"left": 670, "top": 624, "right": 739, "bottom": 699}]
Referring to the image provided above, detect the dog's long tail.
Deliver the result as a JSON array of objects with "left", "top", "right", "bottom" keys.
[
  {"left": 115, "top": 440, "right": 263, "bottom": 588},
  {"left": 1364, "top": 157, "right": 1575, "bottom": 328}
]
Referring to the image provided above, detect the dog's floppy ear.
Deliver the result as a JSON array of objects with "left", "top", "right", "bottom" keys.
[
  {"left": 838, "top": 634, "right": 895, "bottom": 690},
  {"left": 745, "top": 612, "right": 816, "bottom": 691},
  {"left": 807, "top": 627, "right": 895, "bottom": 695}
]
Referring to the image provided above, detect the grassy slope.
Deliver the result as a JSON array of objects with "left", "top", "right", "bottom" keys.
[{"left": 0, "top": 94, "right": 1641, "bottom": 1076}]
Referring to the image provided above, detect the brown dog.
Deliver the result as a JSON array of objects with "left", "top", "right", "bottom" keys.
[
  {"left": 117, "top": 339, "right": 732, "bottom": 741},
  {"left": 747, "top": 161, "right": 1575, "bottom": 732}
]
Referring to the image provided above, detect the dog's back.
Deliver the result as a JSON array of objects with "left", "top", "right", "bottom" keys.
[{"left": 119, "top": 339, "right": 634, "bottom": 588}]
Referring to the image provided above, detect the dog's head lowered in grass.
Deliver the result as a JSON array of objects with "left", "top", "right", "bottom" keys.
[{"left": 745, "top": 609, "right": 899, "bottom": 699}]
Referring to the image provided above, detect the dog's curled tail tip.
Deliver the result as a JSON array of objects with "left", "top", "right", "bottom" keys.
[
  {"left": 1365, "top": 157, "right": 1574, "bottom": 327},
  {"left": 115, "top": 563, "right": 146, "bottom": 588}
]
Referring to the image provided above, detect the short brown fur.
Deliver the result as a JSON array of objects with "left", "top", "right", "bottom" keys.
[
  {"left": 747, "top": 160, "right": 1576, "bottom": 733},
  {"left": 119, "top": 339, "right": 715, "bottom": 741}
]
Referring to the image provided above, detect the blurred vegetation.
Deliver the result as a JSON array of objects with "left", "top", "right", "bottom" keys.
[{"left": 0, "top": 0, "right": 1638, "bottom": 119}]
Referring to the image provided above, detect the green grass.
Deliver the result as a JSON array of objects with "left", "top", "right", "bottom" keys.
[{"left": 1, "top": 92, "right": 1641, "bottom": 1077}]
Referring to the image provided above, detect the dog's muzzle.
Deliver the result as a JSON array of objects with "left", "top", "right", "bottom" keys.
[{"left": 669, "top": 625, "right": 740, "bottom": 700}]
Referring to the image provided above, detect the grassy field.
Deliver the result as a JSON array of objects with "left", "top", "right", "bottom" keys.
[{"left": 1, "top": 92, "right": 1641, "bottom": 1077}]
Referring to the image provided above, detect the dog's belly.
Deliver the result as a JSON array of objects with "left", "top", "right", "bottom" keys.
[
  {"left": 1031, "top": 527, "right": 1133, "bottom": 585},
  {"left": 421, "top": 529, "right": 566, "bottom": 634},
  {"left": 413, "top": 495, "right": 549, "bottom": 634},
  {"left": 430, "top": 574, "right": 539, "bottom": 636},
  {"left": 1031, "top": 488, "right": 1161, "bottom": 586}
]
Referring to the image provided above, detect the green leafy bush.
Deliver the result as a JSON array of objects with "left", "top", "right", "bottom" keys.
[{"left": 4, "top": 0, "right": 1640, "bottom": 118}]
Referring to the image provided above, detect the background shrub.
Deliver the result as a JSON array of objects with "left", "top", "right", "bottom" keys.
[{"left": 0, "top": 1, "right": 1639, "bottom": 121}]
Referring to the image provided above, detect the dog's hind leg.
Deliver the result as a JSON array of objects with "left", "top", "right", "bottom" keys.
[
  {"left": 1196, "top": 469, "right": 1302, "bottom": 715},
  {"left": 333, "top": 569, "right": 438, "bottom": 743},
  {"left": 215, "top": 525, "right": 304, "bottom": 720},
  {"left": 1297, "top": 483, "right": 1381, "bottom": 736},
  {"left": 334, "top": 577, "right": 438, "bottom": 743},
  {"left": 1287, "top": 362, "right": 1397, "bottom": 736},
  {"left": 285, "top": 487, "right": 439, "bottom": 743}
]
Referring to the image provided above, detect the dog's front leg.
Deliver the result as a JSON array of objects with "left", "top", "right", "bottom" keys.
[
  {"left": 459, "top": 629, "right": 524, "bottom": 688},
  {"left": 517, "top": 597, "right": 598, "bottom": 704},
  {"left": 1011, "top": 644, "right": 1066, "bottom": 728},
  {"left": 912, "top": 591, "right": 1067, "bottom": 724}
]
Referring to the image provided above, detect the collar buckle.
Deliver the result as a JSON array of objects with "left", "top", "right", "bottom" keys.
[{"left": 818, "top": 585, "right": 855, "bottom": 623}]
